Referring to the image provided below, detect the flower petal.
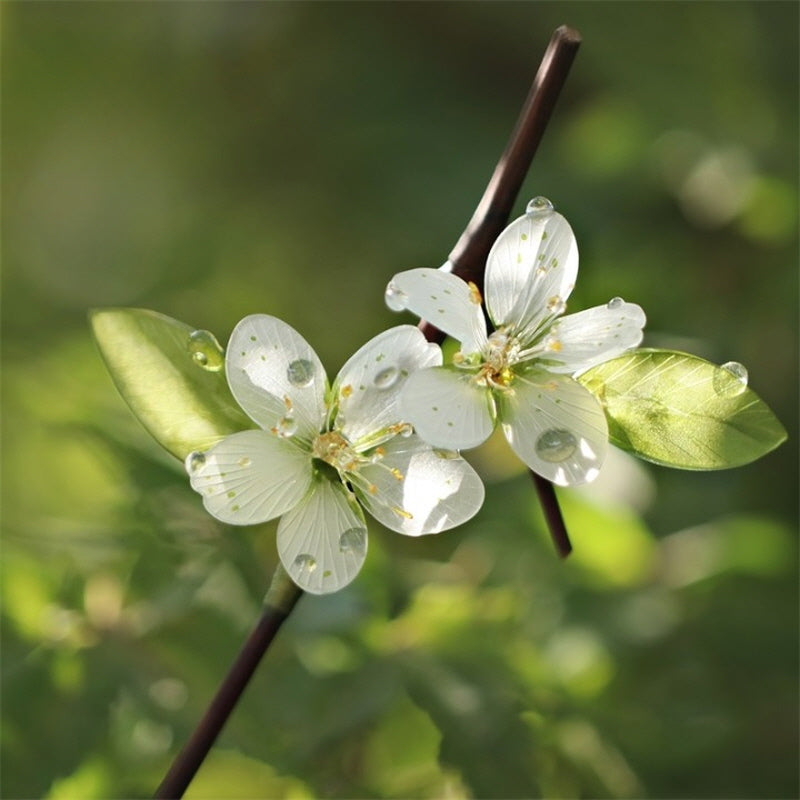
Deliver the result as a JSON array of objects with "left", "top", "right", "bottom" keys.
[
  {"left": 186, "top": 430, "right": 313, "bottom": 524},
  {"left": 225, "top": 315, "right": 327, "bottom": 443},
  {"left": 498, "top": 369, "right": 608, "bottom": 486},
  {"left": 542, "top": 300, "right": 646, "bottom": 374},
  {"left": 399, "top": 366, "right": 496, "bottom": 450},
  {"left": 276, "top": 478, "right": 368, "bottom": 594},
  {"left": 385, "top": 268, "right": 487, "bottom": 354},
  {"left": 333, "top": 325, "right": 442, "bottom": 446},
  {"left": 485, "top": 210, "right": 578, "bottom": 338},
  {"left": 355, "top": 433, "right": 485, "bottom": 536}
]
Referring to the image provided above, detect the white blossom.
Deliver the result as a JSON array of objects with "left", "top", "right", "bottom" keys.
[
  {"left": 384, "top": 198, "right": 646, "bottom": 486},
  {"left": 185, "top": 315, "right": 485, "bottom": 594}
]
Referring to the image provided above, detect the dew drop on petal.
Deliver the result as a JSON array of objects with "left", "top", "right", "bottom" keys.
[
  {"left": 713, "top": 361, "right": 748, "bottom": 397},
  {"left": 237, "top": 457, "right": 251, "bottom": 467},
  {"left": 385, "top": 281, "right": 409, "bottom": 312},
  {"left": 338, "top": 527, "right": 367, "bottom": 556},
  {"left": 287, "top": 359, "right": 315, "bottom": 388},
  {"left": 399, "top": 423, "right": 413, "bottom": 438},
  {"left": 546, "top": 296, "right": 566, "bottom": 315},
  {"left": 526, "top": 196, "right": 555, "bottom": 218},
  {"left": 607, "top": 296, "right": 625, "bottom": 310},
  {"left": 535, "top": 429, "right": 578, "bottom": 463},
  {"left": 373, "top": 366, "right": 399, "bottom": 390},
  {"left": 293, "top": 553, "right": 317, "bottom": 574},
  {"left": 433, "top": 448, "right": 460, "bottom": 460},
  {"left": 187, "top": 451, "right": 206, "bottom": 472},
  {"left": 277, "top": 416, "right": 298, "bottom": 437},
  {"left": 187, "top": 330, "right": 224, "bottom": 372}
]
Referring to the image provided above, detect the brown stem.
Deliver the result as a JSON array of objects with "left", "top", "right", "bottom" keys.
[
  {"left": 154, "top": 567, "right": 303, "bottom": 799},
  {"left": 419, "top": 25, "right": 581, "bottom": 559}
]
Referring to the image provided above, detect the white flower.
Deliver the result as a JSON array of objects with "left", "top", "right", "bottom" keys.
[
  {"left": 384, "top": 198, "right": 646, "bottom": 486},
  {"left": 185, "top": 315, "right": 485, "bottom": 594}
]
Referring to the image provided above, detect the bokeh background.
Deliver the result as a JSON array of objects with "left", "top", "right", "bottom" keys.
[{"left": 2, "top": 2, "right": 798, "bottom": 798}]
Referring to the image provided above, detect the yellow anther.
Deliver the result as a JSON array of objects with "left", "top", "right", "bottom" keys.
[
  {"left": 368, "top": 483, "right": 378, "bottom": 495},
  {"left": 392, "top": 506, "right": 413, "bottom": 520},
  {"left": 390, "top": 468, "right": 404, "bottom": 482},
  {"left": 341, "top": 384, "right": 353, "bottom": 398},
  {"left": 283, "top": 395, "right": 293, "bottom": 410},
  {"left": 467, "top": 281, "right": 483, "bottom": 305}
]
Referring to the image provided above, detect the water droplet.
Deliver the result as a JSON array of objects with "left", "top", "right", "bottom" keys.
[
  {"left": 433, "top": 448, "right": 460, "bottom": 460},
  {"left": 526, "top": 196, "right": 555, "bottom": 218},
  {"left": 607, "top": 296, "right": 624, "bottom": 310},
  {"left": 547, "top": 296, "right": 566, "bottom": 315},
  {"left": 713, "top": 361, "right": 748, "bottom": 397},
  {"left": 237, "top": 457, "right": 251, "bottom": 467},
  {"left": 287, "top": 359, "right": 315, "bottom": 388},
  {"left": 187, "top": 451, "right": 206, "bottom": 472},
  {"left": 338, "top": 527, "right": 367, "bottom": 556},
  {"left": 399, "top": 423, "right": 413, "bottom": 438},
  {"left": 277, "top": 416, "right": 297, "bottom": 437},
  {"left": 293, "top": 553, "right": 317, "bottom": 573},
  {"left": 384, "top": 281, "right": 409, "bottom": 312},
  {"left": 535, "top": 429, "right": 578, "bottom": 463},
  {"left": 187, "top": 330, "right": 224, "bottom": 372},
  {"left": 374, "top": 366, "right": 399, "bottom": 390}
]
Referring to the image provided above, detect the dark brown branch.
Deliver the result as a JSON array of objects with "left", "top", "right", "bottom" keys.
[
  {"left": 419, "top": 25, "right": 581, "bottom": 559},
  {"left": 154, "top": 568, "right": 303, "bottom": 799}
]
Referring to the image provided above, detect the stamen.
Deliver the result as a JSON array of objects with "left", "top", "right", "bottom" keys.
[{"left": 467, "top": 281, "right": 483, "bottom": 305}]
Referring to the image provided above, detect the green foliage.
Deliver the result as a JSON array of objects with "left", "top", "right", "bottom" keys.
[
  {"left": 90, "top": 309, "right": 252, "bottom": 460},
  {"left": 3, "top": 3, "right": 797, "bottom": 799},
  {"left": 580, "top": 349, "right": 787, "bottom": 469}
]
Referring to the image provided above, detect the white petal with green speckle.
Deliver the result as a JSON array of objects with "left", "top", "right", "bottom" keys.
[
  {"left": 276, "top": 478, "right": 368, "bottom": 594},
  {"left": 498, "top": 369, "right": 608, "bottom": 486},
  {"left": 399, "top": 366, "right": 496, "bottom": 450},
  {"left": 226, "top": 315, "right": 327, "bottom": 443},
  {"left": 186, "top": 430, "right": 313, "bottom": 525}
]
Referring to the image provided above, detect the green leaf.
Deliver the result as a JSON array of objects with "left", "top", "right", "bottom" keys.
[
  {"left": 90, "top": 308, "right": 253, "bottom": 460},
  {"left": 578, "top": 349, "right": 787, "bottom": 470}
]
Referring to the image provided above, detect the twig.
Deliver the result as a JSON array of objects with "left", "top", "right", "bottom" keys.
[
  {"left": 154, "top": 566, "right": 303, "bottom": 799},
  {"left": 155, "top": 26, "right": 581, "bottom": 799},
  {"left": 419, "top": 25, "right": 581, "bottom": 558}
]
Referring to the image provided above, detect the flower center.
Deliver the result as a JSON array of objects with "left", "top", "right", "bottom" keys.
[
  {"left": 476, "top": 330, "right": 520, "bottom": 389},
  {"left": 312, "top": 431, "right": 361, "bottom": 474}
]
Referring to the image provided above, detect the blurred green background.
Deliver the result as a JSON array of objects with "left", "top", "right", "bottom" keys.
[{"left": 2, "top": 2, "right": 798, "bottom": 798}]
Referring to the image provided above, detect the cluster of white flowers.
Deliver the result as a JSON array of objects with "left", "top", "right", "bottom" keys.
[{"left": 186, "top": 199, "right": 645, "bottom": 593}]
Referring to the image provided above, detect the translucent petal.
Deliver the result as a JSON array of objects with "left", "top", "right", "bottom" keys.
[
  {"left": 385, "top": 268, "right": 487, "bottom": 354},
  {"left": 355, "top": 433, "right": 485, "bottom": 536},
  {"left": 485, "top": 211, "right": 578, "bottom": 338},
  {"left": 186, "top": 430, "right": 313, "bottom": 525},
  {"left": 225, "top": 315, "right": 327, "bottom": 443},
  {"left": 333, "top": 325, "right": 442, "bottom": 446},
  {"left": 399, "top": 366, "right": 496, "bottom": 450},
  {"left": 540, "top": 301, "right": 646, "bottom": 374},
  {"left": 498, "top": 369, "right": 608, "bottom": 486},
  {"left": 276, "top": 478, "right": 368, "bottom": 594}
]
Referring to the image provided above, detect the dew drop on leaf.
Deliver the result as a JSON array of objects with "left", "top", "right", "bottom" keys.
[
  {"left": 535, "top": 428, "right": 578, "bottom": 462},
  {"left": 525, "top": 196, "right": 555, "bottom": 218},
  {"left": 187, "top": 330, "right": 225, "bottom": 372},
  {"left": 286, "top": 359, "right": 315, "bottom": 388},
  {"left": 713, "top": 361, "right": 749, "bottom": 397},
  {"left": 187, "top": 451, "right": 206, "bottom": 472}
]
